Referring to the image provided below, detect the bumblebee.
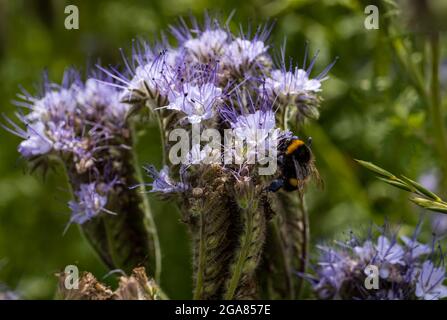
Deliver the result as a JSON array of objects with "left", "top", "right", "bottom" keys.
[{"left": 268, "top": 137, "right": 320, "bottom": 192}]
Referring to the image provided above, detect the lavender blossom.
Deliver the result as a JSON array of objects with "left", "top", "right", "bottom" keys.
[
  {"left": 77, "top": 78, "right": 129, "bottom": 121},
  {"left": 3, "top": 70, "right": 136, "bottom": 226},
  {"left": 183, "top": 29, "right": 228, "bottom": 63},
  {"left": 119, "top": 48, "right": 179, "bottom": 107},
  {"left": 222, "top": 38, "right": 269, "bottom": 71},
  {"left": 263, "top": 50, "right": 336, "bottom": 122},
  {"left": 415, "top": 261, "right": 447, "bottom": 300},
  {"left": 17, "top": 122, "right": 53, "bottom": 157},
  {"left": 306, "top": 227, "right": 447, "bottom": 300},
  {"left": 166, "top": 82, "right": 222, "bottom": 124},
  {"left": 143, "top": 165, "right": 186, "bottom": 194},
  {"left": 68, "top": 182, "right": 113, "bottom": 224},
  {"left": 220, "top": 94, "right": 290, "bottom": 167}
]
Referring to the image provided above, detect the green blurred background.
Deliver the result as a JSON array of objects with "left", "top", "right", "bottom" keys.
[{"left": 1, "top": 0, "right": 447, "bottom": 299}]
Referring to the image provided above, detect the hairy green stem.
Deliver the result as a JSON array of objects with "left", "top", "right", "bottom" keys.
[
  {"left": 224, "top": 199, "right": 265, "bottom": 300},
  {"left": 156, "top": 114, "right": 167, "bottom": 166},
  {"left": 193, "top": 211, "right": 206, "bottom": 300},
  {"left": 272, "top": 219, "right": 294, "bottom": 299},
  {"left": 224, "top": 206, "right": 255, "bottom": 299},
  {"left": 296, "top": 193, "right": 309, "bottom": 297},
  {"left": 131, "top": 123, "right": 162, "bottom": 283}
]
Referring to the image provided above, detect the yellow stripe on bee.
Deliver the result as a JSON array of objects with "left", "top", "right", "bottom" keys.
[
  {"left": 286, "top": 139, "right": 305, "bottom": 155},
  {"left": 288, "top": 178, "right": 299, "bottom": 187}
]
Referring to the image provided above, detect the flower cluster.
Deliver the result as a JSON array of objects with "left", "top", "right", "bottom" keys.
[
  {"left": 112, "top": 16, "right": 333, "bottom": 196},
  {"left": 3, "top": 71, "right": 131, "bottom": 224},
  {"left": 307, "top": 227, "right": 447, "bottom": 300},
  {"left": 3, "top": 14, "right": 335, "bottom": 299},
  {"left": 115, "top": 16, "right": 335, "bottom": 299}
]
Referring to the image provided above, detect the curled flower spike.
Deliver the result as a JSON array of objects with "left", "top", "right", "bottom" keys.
[
  {"left": 183, "top": 29, "right": 229, "bottom": 63},
  {"left": 3, "top": 70, "right": 131, "bottom": 169},
  {"left": 111, "top": 47, "right": 179, "bottom": 108},
  {"left": 263, "top": 47, "right": 337, "bottom": 122},
  {"left": 222, "top": 38, "right": 269, "bottom": 70}
]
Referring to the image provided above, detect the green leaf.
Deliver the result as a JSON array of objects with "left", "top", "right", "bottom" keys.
[
  {"left": 410, "top": 197, "right": 447, "bottom": 214},
  {"left": 377, "top": 177, "right": 412, "bottom": 192},
  {"left": 400, "top": 175, "right": 441, "bottom": 201},
  {"left": 355, "top": 160, "right": 395, "bottom": 178}
]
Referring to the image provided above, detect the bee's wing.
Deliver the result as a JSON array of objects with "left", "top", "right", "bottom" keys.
[
  {"left": 311, "top": 160, "right": 324, "bottom": 190},
  {"left": 292, "top": 158, "right": 306, "bottom": 191}
]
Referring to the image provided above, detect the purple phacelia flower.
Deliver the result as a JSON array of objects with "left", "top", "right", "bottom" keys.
[
  {"left": 305, "top": 226, "right": 447, "bottom": 300},
  {"left": 4, "top": 71, "right": 130, "bottom": 164},
  {"left": 143, "top": 165, "right": 187, "bottom": 194},
  {"left": 264, "top": 68, "right": 322, "bottom": 97},
  {"left": 26, "top": 88, "right": 78, "bottom": 123},
  {"left": 166, "top": 82, "right": 222, "bottom": 124},
  {"left": 76, "top": 78, "right": 129, "bottom": 121},
  {"left": 68, "top": 182, "right": 115, "bottom": 225},
  {"left": 415, "top": 261, "right": 447, "bottom": 300},
  {"left": 183, "top": 29, "right": 228, "bottom": 63},
  {"left": 231, "top": 110, "right": 277, "bottom": 144},
  {"left": 263, "top": 48, "right": 337, "bottom": 121},
  {"left": 376, "top": 236, "right": 404, "bottom": 262},
  {"left": 118, "top": 48, "right": 179, "bottom": 106},
  {"left": 3, "top": 70, "right": 138, "bottom": 227},
  {"left": 220, "top": 93, "right": 292, "bottom": 167},
  {"left": 222, "top": 38, "right": 269, "bottom": 71},
  {"left": 17, "top": 122, "right": 53, "bottom": 157}
]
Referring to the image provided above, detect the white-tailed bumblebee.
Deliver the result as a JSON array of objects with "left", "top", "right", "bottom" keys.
[{"left": 268, "top": 137, "right": 321, "bottom": 192}]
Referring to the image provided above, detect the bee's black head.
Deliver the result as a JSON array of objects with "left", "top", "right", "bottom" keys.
[{"left": 294, "top": 143, "right": 311, "bottom": 164}]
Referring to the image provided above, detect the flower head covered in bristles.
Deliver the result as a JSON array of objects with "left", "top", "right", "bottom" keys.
[
  {"left": 170, "top": 14, "right": 273, "bottom": 83},
  {"left": 220, "top": 91, "right": 292, "bottom": 167},
  {"left": 105, "top": 40, "right": 180, "bottom": 109},
  {"left": 263, "top": 43, "right": 337, "bottom": 122},
  {"left": 220, "top": 24, "right": 273, "bottom": 75},
  {"left": 170, "top": 13, "right": 231, "bottom": 65},
  {"left": 3, "top": 70, "right": 78, "bottom": 159},
  {"left": 304, "top": 224, "right": 447, "bottom": 300},
  {"left": 165, "top": 62, "right": 224, "bottom": 125},
  {"left": 3, "top": 70, "right": 130, "bottom": 162},
  {"left": 2, "top": 69, "right": 135, "bottom": 225}
]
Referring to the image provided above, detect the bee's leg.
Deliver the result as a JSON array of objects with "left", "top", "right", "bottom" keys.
[{"left": 268, "top": 179, "right": 284, "bottom": 192}]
